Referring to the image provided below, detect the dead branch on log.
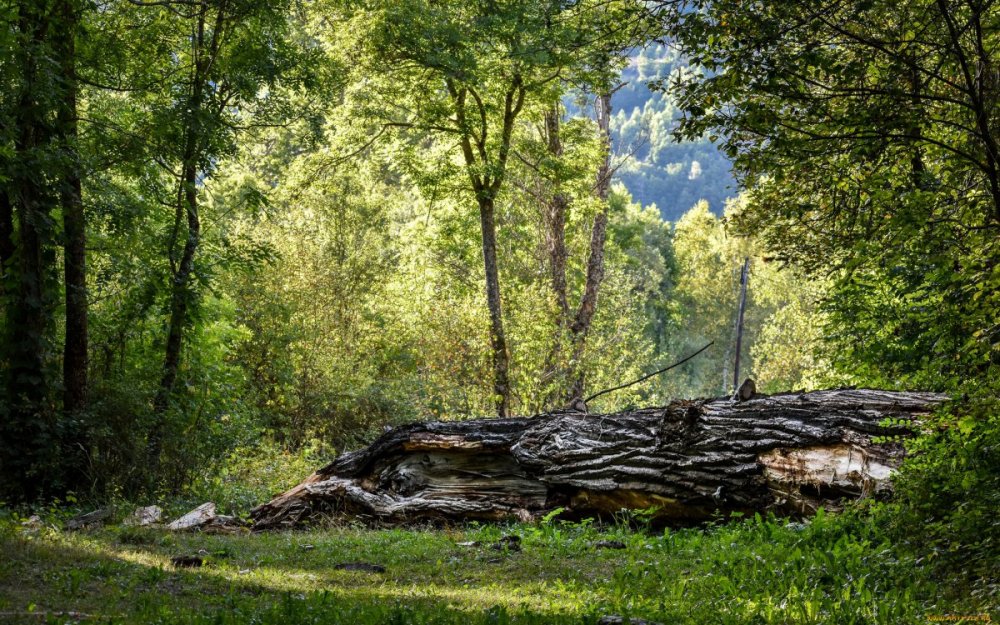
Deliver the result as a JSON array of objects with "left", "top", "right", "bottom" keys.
[
  {"left": 583, "top": 341, "right": 714, "bottom": 405},
  {"left": 251, "top": 389, "right": 946, "bottom": 530}
]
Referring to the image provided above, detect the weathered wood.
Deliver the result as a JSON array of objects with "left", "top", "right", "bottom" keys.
[
  {"left": 124, "top": 505, "right": 163, "bottom": 527},
  {"left": 166, "top": 503, "right": 217, "bottom": 530},
  {"left": 164, "top": 502, "right": 244, "bottom": 533},
  {"left": 66, "top": 508, "right": 111, "bottom": 531},
  {"left": 732, "top": 257, "right": 751, "bottom": 393},
  {"left": 250, "top": 389, "right": 945, "bottom": 529}
]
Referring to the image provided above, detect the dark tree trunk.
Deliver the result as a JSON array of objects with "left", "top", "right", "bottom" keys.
[
  {"left": 250, "top": 389, "right": 944, "bottom": 529},
  {"left": 479, "top": 195, "right": 511, "bottom": 418},
  {"left": 445, "top": 78, "right": 520, "bottom": 418},
  {"left": 56, "top": 0, "right": 87, "bottom": 415},
  {"left": 934, "top": 0, "right": 1000, "bottom": 224},
  {"left": 1, "top": 0, "right": 60, "bottom": 501},
  {"left": 149, "top": 149, "right": 201, "bottom": 474},
  {"left": 731, "top": 258, "right": 750, "bottom": 394},
  {"left": 156, "top": 162, "right": 200, "bottom": 407},
  {"left": 8, "top": 2, "right": 55, "bottom": 409}
]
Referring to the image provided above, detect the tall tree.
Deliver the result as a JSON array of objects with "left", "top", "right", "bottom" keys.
[
  {"left": 535, "top": 92, "right": 616, "bottom": 406},
  {"left": 0, "top": 191, "right": 12, "bottom": 289},
  {"left": 137, "top": 0, "right": 305, "bottom": 475},
  {"left": 0, "top": 9, "right": 14, "bottom": 293},
  {"left": 528, "top": 1, "right": 654, "bottom": 407},
  {"left": 0, "top": 0, "right": 81, "bottom": 498},
  {"left": 55, "top": 0, "right": 87, "bottom": 415},
  {"left": 343, "top": 0, "right": 653, "bottom": 414},
  {"left": 564, "top": 90, "right": 613, "bottom": 404},
  {"left": 341, "top": 0, "right": 574, "bottom": 416},
  {"left": 447, "top": 72, "right": 524, "bottom": 418}
]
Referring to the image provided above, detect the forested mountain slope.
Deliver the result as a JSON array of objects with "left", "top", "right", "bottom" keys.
[{"left": 611, "top": 45, "right": 735, "bottom": 220}]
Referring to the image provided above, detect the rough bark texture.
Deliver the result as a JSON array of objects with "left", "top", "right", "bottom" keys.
[
  {"left": 445, "top": 75, "right": 525, "bottom": 418},
  {"left": 251, "top": 389, "right": 944, "bottom": 530},
  {"left": 537, "top": 104, "right": 571, "bottom": 410},
  {"left": 57, "top": 0, "right": 88, "bottom": 415},
  {"left": 1, "top": 0, "right": 61, "bottom": 501},
  {"left": 565, "top": 91, "right": 613, "bottom": 403},
  {"left": 543, "top": 104, "right": 570, "bottom": 321},
  {"left": 478, "top": 195, "right": 511, "bottom": 417}
]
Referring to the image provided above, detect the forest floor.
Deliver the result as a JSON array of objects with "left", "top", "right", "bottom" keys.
[{"left": 0, "top": 509, "right": 991, "bottom": 625}]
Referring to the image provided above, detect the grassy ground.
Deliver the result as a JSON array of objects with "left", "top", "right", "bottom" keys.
[{"left": 0, "top": 508, "right": 992, "bottom": 625}]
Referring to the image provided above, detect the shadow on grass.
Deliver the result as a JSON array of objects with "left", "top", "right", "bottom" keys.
[
  {"left": 101, "top": 526, "right": 627, "bottom": 606},
  {"left": 0, "top": 528, "right": 611, "bottom": 625}
]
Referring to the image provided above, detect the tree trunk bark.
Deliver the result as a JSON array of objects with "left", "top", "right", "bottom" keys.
[
  {"left": 250, "top": 388, "right": 944, "bottom": 529},
  {"left": 148, "top": 156, "right": 200, "bottom": 475},
  {"left": 8, "top": 3, "right": 55, "bottom": 409},
  {"left": 566, "top": 91, "right": 613, "bottom": 403},
  {"left": 1, "top": 0, "right": 60, "bottom": 501},
  {"left": 56, "top": 0, "right": 88, "bottom": 415},
  {"left": 478, "top": 195, "right": 511, "bottom": 418},
  {"left": 543, "top": 104, "right": 570, "bottom": 321},
  {"left": 156, "top": 163, "right": 200, "bottom": 407},
  {"left": 538, "top": 104, "right": 571, "bottom": 408}
]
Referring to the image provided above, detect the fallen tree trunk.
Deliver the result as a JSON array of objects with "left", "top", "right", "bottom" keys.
[{"left": 251, "top": 389, "right": 945, "bottom": 529}]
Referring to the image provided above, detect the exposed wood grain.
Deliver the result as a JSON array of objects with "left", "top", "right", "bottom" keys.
[{"left": 251, "top": 389, "right": 946, "bottom": 529}]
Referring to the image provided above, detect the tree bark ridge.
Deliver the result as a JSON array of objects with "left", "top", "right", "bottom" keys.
[{"left": 250, "top": 389, "right": 944, "bottom": 530}]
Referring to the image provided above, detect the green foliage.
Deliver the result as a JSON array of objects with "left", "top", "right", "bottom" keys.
[
  {"left": 659, "top": 0, "right": 1000, "bottom": 588},
  {"left": 886, "top": 389, "right": 1000, "bottom": 596},
  {"left": 2, "top": 0, "right": 997, "bottom": 616},
  {"left": 661, "top": 0, "right": 1000, "bottom": 387},
  {"left": 0, "top": 0, "right": 766, "bottom": 500},
  {"left": 0, "top": 0, "right": 81, "bottom": 500},
  {"left": 82, "top": 295, "right": 260, "bottom": 494},
  {"left": 661, "top": 199, "right": 831, "bottom": 398},
  {"left": 224, "top": 152, "right": 419, "bottom": 445},
  {"left": 187, "top": 438, "right": 329, "bottom": 514}
]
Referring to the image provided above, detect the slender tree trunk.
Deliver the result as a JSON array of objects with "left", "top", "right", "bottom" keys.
[
  {"left": 9, "top": 2, "right": 53, "bottom": 408},
  {"left": 907, "top": 58, "right": 928, "bottom": 191},
  {"left": 149, "top": 11, "right": 207, "bottom": 476},
  {"left": 446, "top": 78, "right": 518, "bottom": 418},
  {"left": 969, "top": 6, "right": 1000, "bottom": 225},
  {"left": 538, "top": 105, "right": 572, "bottom": 406},
  {"left": 61, "top": 165, "right": 87, "bottom": 414},
  {"left": 149, "top": 146, "right": 201, "bottom": 474},
  {"left": 543, "top": 105, "right": 570, "bottom": 320},
  {"left": 56, "top": 0, "right": 87, "bottom": 415},
  {"left": 156, "top": 164, "right": 200, "bottom": 408},
  {"left": 592, "top": 92, "right": 614, "bottom": 204},
  {"left": 731, "top": 257, "right": 750, "bottom": 394},
  {"left": 566, "top": 91, "right": 613, "bottom": 403},
  {"left": 478, "top": 195, "right": 511, "bottom": 417},
  {"left": 935, "top": 0, "right": 1000, "bottom": 224}
]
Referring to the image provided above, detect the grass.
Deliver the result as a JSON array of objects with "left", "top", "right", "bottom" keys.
[{"left": 0, "top": 508, "right": 992, "bottom": 624}]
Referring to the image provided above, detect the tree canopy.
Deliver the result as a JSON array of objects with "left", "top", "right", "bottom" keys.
[{"left": 0, "top": 2, "right": 996, "bottom": 581}]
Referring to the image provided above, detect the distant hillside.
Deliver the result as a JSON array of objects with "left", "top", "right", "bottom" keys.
[{"left": 611, "top": 45, "right": 736, "bottom": 222}]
